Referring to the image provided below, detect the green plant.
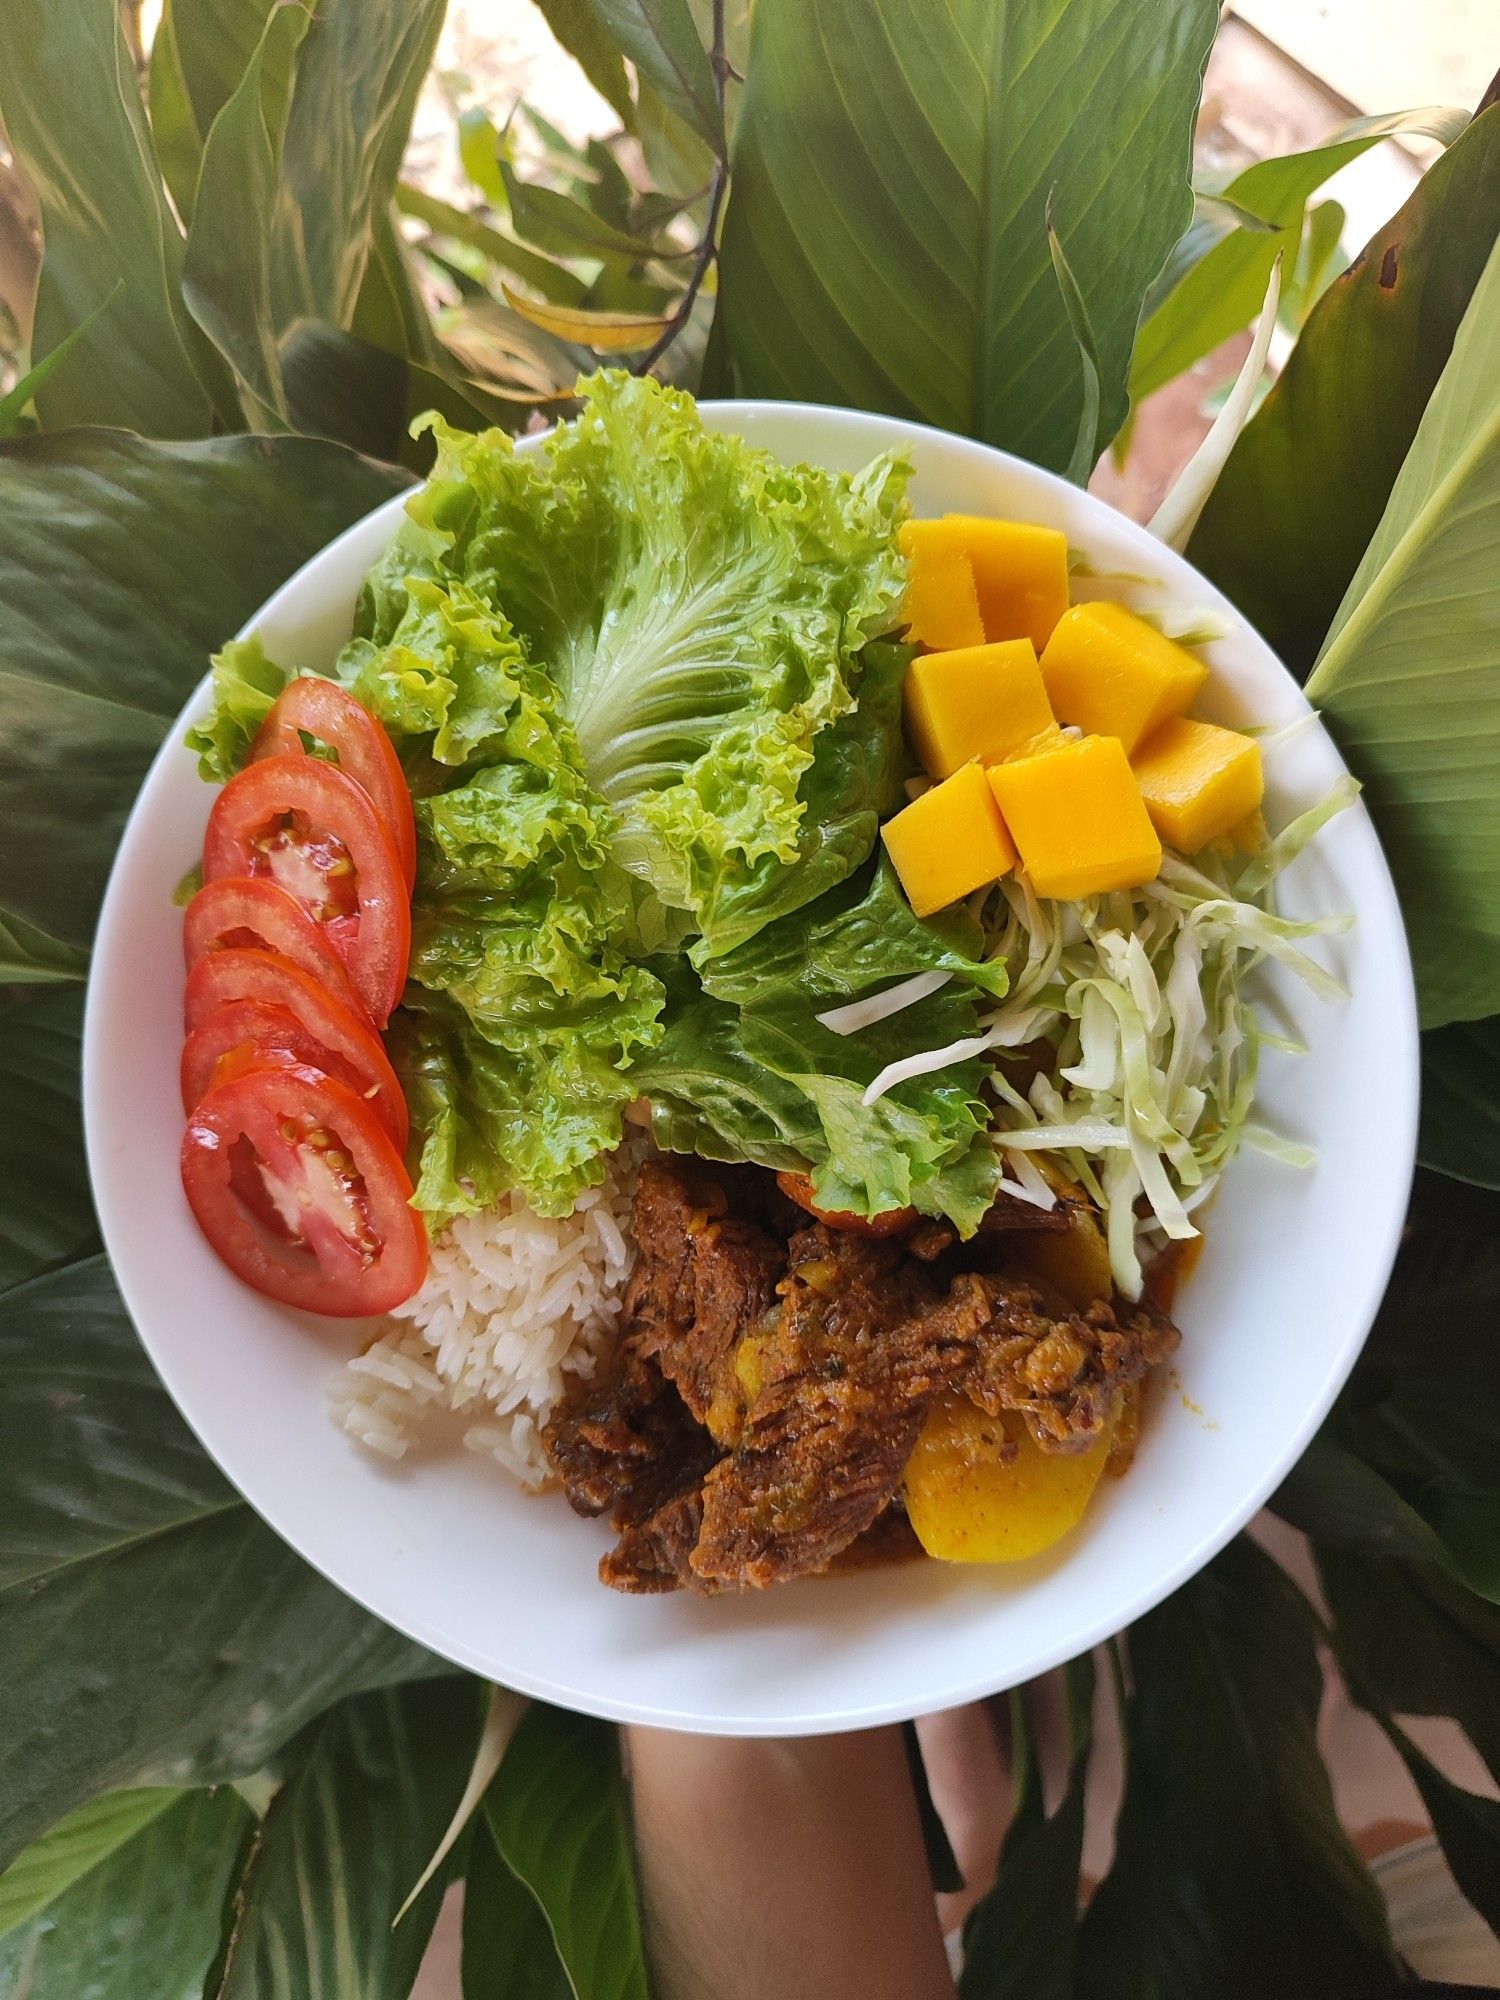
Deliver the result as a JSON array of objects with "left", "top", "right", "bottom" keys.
[{"left": 0, "top": 4, "right": 1496, "bottom": 1993}]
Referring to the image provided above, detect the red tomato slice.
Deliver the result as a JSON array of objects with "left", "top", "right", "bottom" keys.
[
  {"left": 184, "top": 949, "right": 407, "bottom": 1145},
  {"left": 251, "top": 678, "right": 416, "bottom": 890},
  {"left": 183, "top": 877, "right": 362, "bottom": 1016},
  {"left": 775, "top": 1169, "right": 917, "bottom": 1238},
  {"left": 202, "top": 754, "right": 410, "bottom": 1024},
  {"left": 182, "top": 1064, "right": 427, "bottom": 1316},
  {"left": 180, "top": 999, "right": 407, "bottom": 1147}
]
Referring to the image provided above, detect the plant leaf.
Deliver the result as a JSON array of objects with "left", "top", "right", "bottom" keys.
[
  {"left": 719, "top": 0, "right": 1218, "bottom": 473},
  {"left": 0, "top": 988, "right": 96, "bottom": 1293},
  {"left": 0, "top": 287, "right": 123, "bottom": 437},
  {"left": 396, "top": 183, "right": 590, "bottom": 308},
  {"left": 1421, "top": 1011, "right": 1500, "bottom": 1193},
  {"left": 584, "top": 0, "right": 723, "bottom": 150},
  {"left": 1305, "top": 234, "right": 1500, "bottom": 1028},
  {"left": 960, "top": 1655, "right": 1094, "bottom": 2000},
  {"left": 1188, "top": 102, "right": 1500, "bottom": 676},
  {"left": 500, "top": 162, "right": 684, "bottom": 266},
  {"left": 1149, "top": 254, "right": 1281, "bottom": 551},
  {"left": 0, "top": 0, "right": 216, "bottom": 434},
  {"left": 500, "top": 284, "right": 675, "bottom": 353},
  {"left": 1074, "top": 1537, "right": 1397, "bottom": 1998},
  {"left": 396, "top": 1686, "right": 526, "bottom": 1925},
  {"left": 463, "top": 1812, "right": 572, "bottom": 2000},
  {"left": 168, "top": 0, "right": 278, "bottom": 143},
  {"left": 532, "top": 0, "right": 636, "bottom": 130},
  {"left": 1318, "top": 1549, "right": 1500, "bottom": 1786},
  {"left": 0, "top": 1788, "right": 185, "bottom": 1940},
  {"left": 0, "top": 911, "right": 89, "bottom": 987},
  {"left": 0, "top": 1787, "right": 252, "bottom": 1999},
  {"left": 182, "top": 0, "right": 315, "bottom": 419},
  {"left": 0, "top": 428, "right": 408, "bottom": 947},
  {"left": 482, "top": 1706, "right": 650, "bottom": 2000},
  {"left": 0, "top": 1257, "right": 441, "bottom": 1868},
  {"left": 147, "top": 2, "right": 208, "bottom": 224},
  {"left": 1045, "top": 205, "right": 1103, "bottom": 486},
  {"left": 1385, "top": 1724, "right": 1500, "bottom": 1934},
  {"left": 1271, "top": 1432, "right": 1456, "bottom": 1571},
  {"left": 215, "top": 1680, "right": 484, "bottom": 2000},
  {"left": 1131, "top": 106, "right": 1468, "bottom": 409}
]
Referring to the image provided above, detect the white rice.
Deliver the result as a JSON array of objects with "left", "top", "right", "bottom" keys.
[{"left": 330, "top": 1141, "right": 642, "bottom": 1487}]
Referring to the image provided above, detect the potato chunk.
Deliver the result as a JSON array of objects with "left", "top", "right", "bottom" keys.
[{"left": 904, "top": 1394, "right": 1111, "bottom": 1563}]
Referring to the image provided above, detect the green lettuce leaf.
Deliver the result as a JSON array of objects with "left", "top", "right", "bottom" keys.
[
  {"left": 184, "top": 634, "right": 289, "bottom": 780},
  {"left": 638, "top": 863, "right": 1006, "bottom": 1232},
  {"left": 377, "top": 370, "right": 910, "bottom": 954}
]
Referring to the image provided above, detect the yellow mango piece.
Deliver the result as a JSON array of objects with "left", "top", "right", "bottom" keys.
[
  {"left": 1040, "top": 601, "right": 1208, "bottom": 754},
  {"left": 1132, "top": 717, "right": 1265, "bottom": 854},
  {"left": 904, "top": 1395, "right": 1111, "bottom": 1563},
  {"left": 988, "top": 734, "right": 1161, "bottom": 900},
  {"left": 903, "top": 517, "right": 1070, "bottom": 649},
  {"left": 881, "top": 764, "right": 1017, "bottom": 918},
  {"left": 899, "top": 524, "right": 985, "bottom": 651},
  {"left": 903, "top": 639, "right": 1058, "bottom": 780}
]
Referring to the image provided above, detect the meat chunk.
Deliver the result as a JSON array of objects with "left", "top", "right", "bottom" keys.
[
  {"left": 624, "top": 1158, "right": 785, "bottom": 1424},
  {"left": 544, "top": 1156, "right": 1181, "bottom": 1595}
]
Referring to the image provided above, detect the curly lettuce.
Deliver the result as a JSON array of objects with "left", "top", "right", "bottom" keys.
[{"left": 367, "top": 370, "right": 910, "bottom": 955}]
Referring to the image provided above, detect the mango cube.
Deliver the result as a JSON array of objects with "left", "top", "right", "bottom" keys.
[
  {"left": 987, "top": 734, "right": 1162, "bottom": 900},
  {"left": 902, "top": 517, "right": 1069, "bottom": 650},
  {"left": 1132, "top": 717, "right": 1265, "bottom": 854},
  {"left": 899, "top": 524, "right": 985, "bottom": 651},
  {"left": 903, "top": 639, "right": 1058, "bottom": 780},
  {"left": 1040, "top": 601, "right": 1208, "bottom": 754},
  {"left": 881, "top": 764, "right": 1017, "bottom": 917}
]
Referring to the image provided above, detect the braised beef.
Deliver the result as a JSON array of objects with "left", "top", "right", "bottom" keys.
[{"left": 542, "top": 1157, "right": 1180, "bottom": 1595}]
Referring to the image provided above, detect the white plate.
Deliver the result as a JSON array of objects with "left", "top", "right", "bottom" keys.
[{"left": 83, "top": 403, "right": 1418, "bottom": 1735}]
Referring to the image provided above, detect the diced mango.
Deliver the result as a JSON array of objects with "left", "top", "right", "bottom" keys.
[
  {"left": 899, "top": 523, "right": 985, "bottom": 651},
  {"left": 1040, "top": 601, "right": 1208, "bottom": 754},
  {"left": 903, "top": 639, "right": 1057, "bottom": 780},
  {"left": 987, "top": 734, "right": 1162, "bottom": 900},
  {"left": 1131, "top": 717, "right": 1265, "bottom": 854},
  {"left": 904, "top": 1394, "right": 1111, "bottom": 1564},
  {"left": 881, "top": 764, "right": 1016, "bottom": 917},
  {"left": 902, "top": 516, "right": 1070, "bottom": 650}
]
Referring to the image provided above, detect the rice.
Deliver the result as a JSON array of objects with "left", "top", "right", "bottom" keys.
[{"left": 330, "top": 1141, "right": 642, "bottom": 1487}]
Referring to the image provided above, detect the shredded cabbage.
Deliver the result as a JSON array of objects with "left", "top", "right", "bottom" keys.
[{"left": 861, "top": 775, "right": 1359, "bottom": 1298}]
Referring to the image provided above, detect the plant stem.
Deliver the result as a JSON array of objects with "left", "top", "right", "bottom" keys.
[{"left": 633, "top": 0, "right": 729, "bottom": 379}]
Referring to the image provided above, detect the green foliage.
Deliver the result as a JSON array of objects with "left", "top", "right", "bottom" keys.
[
  {"left": 1420, "top": 1016, "right": 1500, "bottom": 1187},
  {"left": 1307, "top": 234, "right": 1500, "bottom": 1028},
  {"left": 481, "top": 1705, "right": 652, "bottom": 2000},
  {"left": 1074, "top": 1538, "right": 1398, "bottom": 1998},
  {"left": 1132, "top": 107, "right": 1466, "bottom": 412},
  {"left": 0, "top": 989, "right": 95, "bottom": 1291},
  {"left": 0, "top": 1788, "right": 187, "bottom": 1940},
  {"left": 720, "top": 0, "right": 1219, "bottom": 474},
  {"left": 0, "top": 1787, "right": 253, "bottom": 2000},
  {"left": 1189, "top": 103, "right": 1500, "bottom": 676},
  {"left": 960, "top": 1657, "right": 1093, "bottom": 2000},
  {"left": 0, "top": 429, "right": 407, "bottom": 945},
  {"left": 215, "top": 1681, "right": 485, "bottom": 1999},
  {"left": 0, "top": 1259, "right": 442, "bottom": 1870}
]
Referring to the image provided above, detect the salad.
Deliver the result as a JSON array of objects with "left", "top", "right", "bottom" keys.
[{"left": 174, "top": 372, "right": 1350, "bottom": 1593}]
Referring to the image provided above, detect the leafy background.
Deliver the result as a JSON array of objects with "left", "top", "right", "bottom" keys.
[{"left": 0, "top": 2, "right": 1497, "bottom": 1994}]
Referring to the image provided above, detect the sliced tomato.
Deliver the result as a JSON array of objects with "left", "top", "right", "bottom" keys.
[
  {"left": 184, "top": 949, "right": 406, "bottom": 1145},
  {"left": 251, "top": 678, "right": 416, "bottom": 890},
  {"left": 775, "top": 1169, "right": 918, "bottom": 1238},
  {"left": 182, "top": 1064, "right": 427, "bottom": 1316},
  {"left": 181, "top": 998, "right": 407, "bottom": 1147},
  {"left": 202, "top": 754, "right": 410, "bottom": 1024},
  {"left": 183, "top": 877, "right": 362, "bottom": 1016}
]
